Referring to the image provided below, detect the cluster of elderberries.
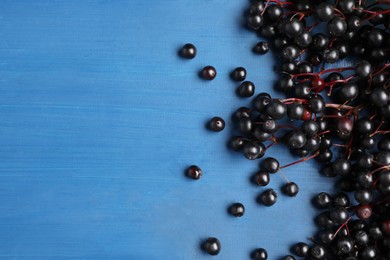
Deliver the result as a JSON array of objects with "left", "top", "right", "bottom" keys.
[
  {"left": 180, "top": 0, "right": 390, "bottom": 258},
  {"left": 225, "top": 0, "right": 390, "bottom": 259}
]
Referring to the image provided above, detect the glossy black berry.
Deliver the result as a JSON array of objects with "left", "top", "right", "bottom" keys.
[
  {"left": 312, "top": 33, "right": 329, "bottom": 51},
  {"left": 201, "top": 66, "right": 217, "bottom": 80},
  {"left": 186, "top": 165, "right": 202, "bottom": 180},
  {"left": 260, "top": 24, "right": 276, "bottom": 39},
  {"left": 356, "top": 172, "right": 373, "bottom": 189},
  {"left": 347, "top": 15, "right": 361, "bottom": 32},
  {"left": 317, "top": 148, "right": 333, "bottom": 163},
  {"left": 208, "top": 117, "right": 225, "bottom": 132},
  {"left": 330, "top": 206, "right": 349, "bottom": 225},
  {"left": 251, "top": 248, "right": 268, "bottom": 260},
  {"left": 285, "top": 130, "right": 306, "bottom": 149},
  {"left": 179, "top": 43, "right": 197, "bottom": 59},
  {"left": 328, "top": 17, "right": 347, "bottom": 37},
  {"left": 309, "top": 245, "right": 326, "bottom": 259},
  {"left": 336, "top": 118, "right": 353, "bottom": 139},
  {"left": 260, "top": 189, "right": 277, "bottom": 206},
  {"left": 265, "top": 5, "right": 283, "bottom": 21},
  {"left": 294, "top": 31, "right": 312, "bottom": 48},
  {"left": 238, "top": 81, "right": 255, "bottom": 97},
  {"left": 287, "top": 103, "right": 304, "bottom": 120},
  {"left": 368, "top": 28, "right": 384, "bottom": 47},
  {"left": 260, "top": 119, "right": 276, "bottom": 133},
  {"left": 315, "top": 211, "right": 334, "bottom": 228},
  {"left": 332, "top": 158, "right": 351, "bottom": 176},
  {"left": 265, "top": 99, "right": 286, "bottom": 120},
  {"left": 202, "top": 237, "right": 221, "bottom": 256},
  {"left": 283, "top": 182, "right": 299, "bottom": 197},
  {"left": 362, "top": 136, "right": 376, "bottom": 149},
  {"left": 369, "top": 224, "right": 383, "bottom": 240},
  {"left": 255, "top": 171, "right": 270, "bottom": 186},
  {"left": 229, "top": 136, "right": 245, "bottom": 151},
  {"left": 277, "top": 74, "right": 294, "bottom": 92},
  {"left": 336, "top": 236, "right": 354, "bottom": 254},
  {"left": 249, "top": 2, "right": 265, "bottom": 15},
  {"left": 323, "top": 47, "right": 339, "bottom": 63},
  {"left": 294, "top": 83, "right": 311, "bottom": 98},
  {"left": 353, "top": 230, "right": 369, "bottom": 247},
  {"left": 254, "top": 42, "right": 269, "bottom": 55},
  {"left": 284, "top": 19, "right": 303, "bottom": 38},
  {"left": 260, "top": 157, "right": 280, "bottom": 173},
  {"left": 356, "top": 117, "right": 374, "bottom": 134},
  {"left": 333, "top": 40, "right": 350, "bottom": 59},
  {"left": 355, "top": 60, "right": 372, "bottom": 77},
  {"left": 247, "top": 14, "right": 263, "bottom": 30},
  {"left": 238, "top": 117, "right": 253, "bottom": 133},
  {"left": 231, "top": 67, "right": 247, "bottom": 81},
  {"left": 282, "top": 45, "right": 300, "bottom": 62},
  {"left": 370, "top": 87, "right": 389, "bottom": 107},
  {"left": 339, "top": 82, "right": 359, "bottom": 101},
  {"left": 229, "top": 202, "right": 245, "bottom": 217},
  {"left": 304, "top": 136, "right": 320, "bottom": 152},
  {"left": 378, "top": 136, "right": 390, "bottom": 151},
  {"left": 313, "top": 192, "right": 332, "bottom": 209},
  {"left": 338, "top": 0, "right": 355, "bottom": 14},
  {"left": 375, "top": 151, "right": 390, "bottom": 165},
  {"left": 360, "top": 246, "right": 377, "bottom": 259},
  {"left": 355, "top": 152, "right": 373, "bottom": 169},
  {"left": 354, "top": 189, "right": 372, "bottom": 204},
  {"left": 243, "top": 142, "right": 264, "bottom": 160},
  {"left": 318, "top": 229, "right": 335, "bottom": 245},
  {"left": 315, "top": 2, "right": 334, "bottom": 21},
  {"left": 301, "top": 120, "right": 319, "bottom": 136},
  {"left": 253, "top": 93, "right": 271, "bottom": 112},
  {"left": 308, "top": 95, "right": 325, "bottom": 113},
  {"left": 292, "top": 242, "right": 309, "bottom": 257},
  {"left": 333, "top": 192, "right": 350, "bottom": 207},
  {"left": 233, "top": 106, "right": 251, "bottom": 122},
  {"left": 280, "top": 62, "right": 297, "bottom": 74},
  {"left": 252, "top": 128, "right": 271, "bottom": 142},
  {"left": 320, "top": 134, "right": 333, "bottom": 149}
]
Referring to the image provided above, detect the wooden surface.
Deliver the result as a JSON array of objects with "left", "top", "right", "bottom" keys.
[{"left": 0, "top": 1, "right": 336, "bottom": 259}]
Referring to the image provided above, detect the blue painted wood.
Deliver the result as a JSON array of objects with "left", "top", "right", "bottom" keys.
[{"left": 0, "top": 1, "right": 335, "bottom": 259}]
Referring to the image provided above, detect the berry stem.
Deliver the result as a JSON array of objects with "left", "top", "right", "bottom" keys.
[
  {"left": 369, "top": 165, "right": 390, "bottom": 176},
  {"left": 333, "top": 216, "right": 352, "bottom": 238},
  {"left": 280, "top": 150, "right": 320, "bottom": 169},
  {"left": 369, "top": 119, "right": 384, "bottom": 137}
]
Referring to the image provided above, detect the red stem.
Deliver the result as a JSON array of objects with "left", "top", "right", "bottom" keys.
[
  {"left": 280, "top": 151, "right": 320, "bottom": 169},
  {"left": 333, "top": 216, "right": 352, "bottom": 238}
]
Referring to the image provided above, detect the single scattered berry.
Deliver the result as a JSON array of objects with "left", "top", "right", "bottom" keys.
[
  {"left": 255, "top": 171, "right": 270, "bottom": 186},
  {"left": 179, "top": 43, "right": 197, "bottom": 59},
  {"left": 238, "top": 81, "right": 255, "bottom": 97},
  {"left": 186, "top": 165, "right": 202, "bottom": 180},
  {"left": 229, "top": 202, "right": 245, "bottom": 217},
  {"left": 251, "top": 248, "right": 268, "bottom": 260},
  {"left": 231, "top": 67, "right": 247, "bottom": 81},
  {"left": 283, "top": 182, "right": 299, "bottom": 197},
  {"left": 260, "top": 189, "right": 277, "bottom": 206},
  {"left": 208, "top": 117, "right": 225, "bottom": 132},
  {"left": 202, "top": 237, "right": 221, "bottom": 256},
  {"left": 201, "top": 66, "right": 217, "bottom": 80}
]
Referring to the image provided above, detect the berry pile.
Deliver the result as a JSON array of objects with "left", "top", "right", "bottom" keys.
[
  {"left": 180, "top": 0, "right": 390, "bottom": 258},
  {"left": 233, "top": 0, "right": 390, "bottom": 258}
]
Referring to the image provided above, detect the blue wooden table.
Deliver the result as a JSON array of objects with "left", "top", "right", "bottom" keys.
[{"left": 0, "top": 1, "right": 335, "bottom": 259}]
